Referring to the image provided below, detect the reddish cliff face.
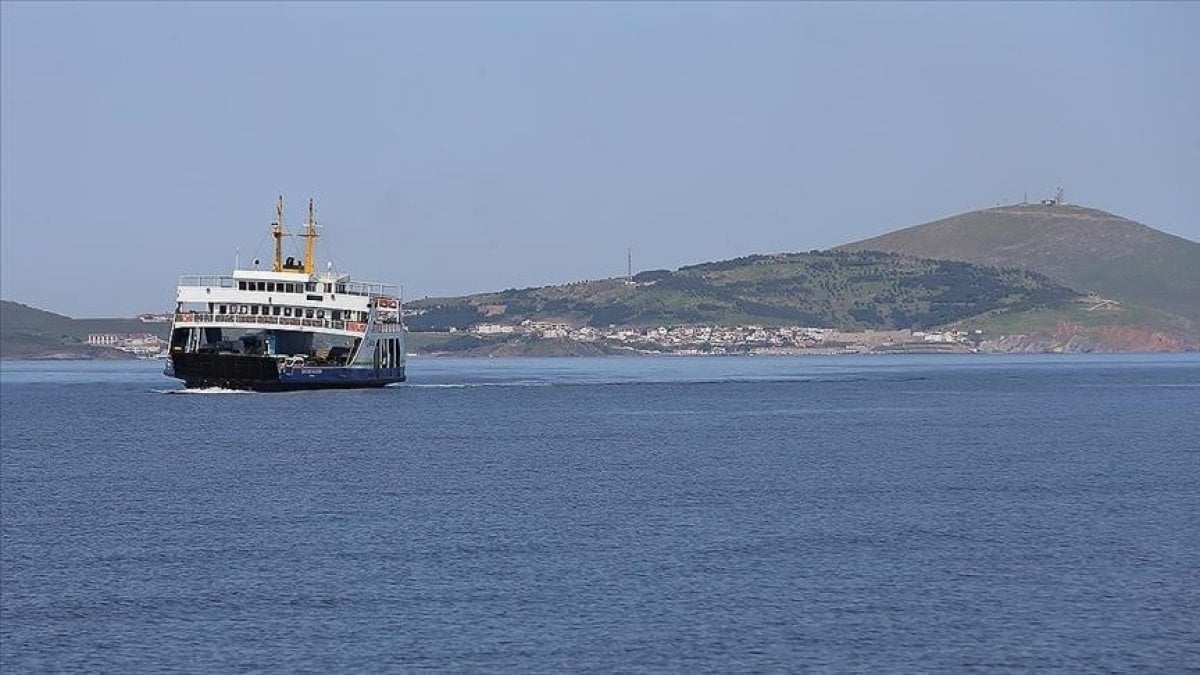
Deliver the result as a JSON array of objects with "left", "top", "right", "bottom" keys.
[
  {"left": 1050, "top": 321, "right": 1192, "bottom": 353},
  {"left": 985, "top": 321, "right": 1194, "bottom": 354}
]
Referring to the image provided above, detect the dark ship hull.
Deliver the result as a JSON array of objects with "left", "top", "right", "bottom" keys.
[{"left": 169, "top": 352, "right": 405, "bottom": 392}]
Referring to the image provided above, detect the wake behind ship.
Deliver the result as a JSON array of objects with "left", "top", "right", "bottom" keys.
[{"left": 165, "top": 197, "right": 405, "bottom": 391}]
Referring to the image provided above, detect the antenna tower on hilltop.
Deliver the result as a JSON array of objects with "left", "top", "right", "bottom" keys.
[{"left": 1056, "top": 187, "right": 1065, "bottom": 205}]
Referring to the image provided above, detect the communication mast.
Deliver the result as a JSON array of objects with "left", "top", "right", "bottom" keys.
[
  {"left": 271, "top": 195, "right": 286, "bottom": 272},
  {"left": 302, "top": 198, "right": 320, "bottom": 274}
]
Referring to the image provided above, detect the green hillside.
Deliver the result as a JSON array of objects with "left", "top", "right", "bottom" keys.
[
  {"left": 837, "top": 203, "right": 1200, "bottom": 323},
  {"left": 407, "top": 250, "right": 1078, "bottom": 332},
  {"left": 7, "top": 201, "right": 1192, "bottom": 356},
  {"left": 0, "top": 301, "right": 167, "bottom": 359}
]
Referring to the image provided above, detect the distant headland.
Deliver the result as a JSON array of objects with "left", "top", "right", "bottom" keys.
[{"left": 4, "top": 202, "right": 1197, "bottom": 359}]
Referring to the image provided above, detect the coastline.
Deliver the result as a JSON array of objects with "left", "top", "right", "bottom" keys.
[{"left": 4, "top": 342, "right": 1194, "bottom": 361}]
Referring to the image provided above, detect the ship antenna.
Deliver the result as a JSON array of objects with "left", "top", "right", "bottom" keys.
[
  {"left": 303, "top": 198, "right": 320, "bottom": 275},
  {"left": 272, "top": 195, "right": 285, "bottom": 272}
]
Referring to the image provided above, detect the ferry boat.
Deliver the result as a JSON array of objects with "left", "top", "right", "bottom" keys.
[{"left": 165, "top": 198, "right": 405, "bottom": 391}]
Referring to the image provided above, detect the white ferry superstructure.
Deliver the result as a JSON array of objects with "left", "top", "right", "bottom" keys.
[{"left": 165, "top": 197, "right": 405, "bottom": 391}]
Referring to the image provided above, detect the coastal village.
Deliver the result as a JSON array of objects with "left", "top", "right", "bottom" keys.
[
  {"left": 85, "top": 332, "right": 167, "bottom": 358},
  {"left": 460, "top": 320, "right": 979, "bottom": 354},
  {"left": 65, "top": 310, "right": 1184, "bottom": 359},
  {"left": 84, "top": 317, "right": 978, "bottom": 358},
  {"left": 80, "top": 313, "right": 172, "bottom": 358}
]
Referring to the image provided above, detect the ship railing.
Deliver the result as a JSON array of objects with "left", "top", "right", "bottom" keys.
[
  {"left": 176, "top": 275, "right": 399, "bottom": 299},
  {"left": 178, "top": 275, "right": 238, "bottom": 288},
  {"left": 173, "top": 312, "right": 403, "bottom": 333},
  {"left": 341, "top": 281, "right": 400, "bottom": 299},
  {"left": 175, "top": 312, "right": 358, "bottom": 333}
]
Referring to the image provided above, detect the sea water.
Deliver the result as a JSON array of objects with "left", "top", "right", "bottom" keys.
[{"left": 2, "top": 355, "right": 1198, "bottom": 671}]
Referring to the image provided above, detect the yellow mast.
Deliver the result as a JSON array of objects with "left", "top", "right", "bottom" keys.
[
  {"left": 302, "top": 198, "right": 319, "bottom": 274},
  {"left": 271, "top": 195, "right": 285, "bottom": 272}
]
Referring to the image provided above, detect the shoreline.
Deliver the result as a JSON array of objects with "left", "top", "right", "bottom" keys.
[{"left": 4, "top": 346, "right": 1196, "bottom": 362}]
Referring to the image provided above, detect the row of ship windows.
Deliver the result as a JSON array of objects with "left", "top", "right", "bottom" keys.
[
  {"left": 237, "top": 281, "right": 344, "bottom": 293},
  {"left": 217, "top": 304, "right": 368, "bottom": 322}
]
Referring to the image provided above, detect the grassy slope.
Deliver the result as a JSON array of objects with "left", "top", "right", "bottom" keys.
[
  {"left": 1, "top": 301, "right": 166, "bottom": 358},
  {"left": 957, "top": 301, "right": 1192, "bottom": 336},
  {"left": 837, "top": 204, "right": 1200, "bottom": 323},
  {"left": 407, "top": 251, "right": 1077, "bottom": 332}
]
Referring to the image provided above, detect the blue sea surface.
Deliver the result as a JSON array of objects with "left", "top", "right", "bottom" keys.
[{"left": 2, "top": 354, "right": 1198, "bottom": 671}]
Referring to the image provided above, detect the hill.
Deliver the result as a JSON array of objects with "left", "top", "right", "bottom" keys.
[
  {"left": 0, "top": 301, "right": 168, "bottom": 359},
  {"left": 407, "top": 250, "right": 1078, "bottom": 332},
  {"left": 8, "top": 201, "right": 1194, "bottom": 357},
  {"left": 837, "top": 203, "right": 1200, "bottom": 324}
]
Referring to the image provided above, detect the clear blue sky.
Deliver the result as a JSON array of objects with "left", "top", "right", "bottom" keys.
[{"left": 2, "top": 1, "right": 1197, "bottom": 317}]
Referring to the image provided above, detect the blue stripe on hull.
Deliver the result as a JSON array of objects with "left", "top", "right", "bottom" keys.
[{"left": 278, "top": 366, "right": 406, "bottom": 389}]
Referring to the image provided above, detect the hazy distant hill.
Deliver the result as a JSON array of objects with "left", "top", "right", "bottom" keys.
[
  {"left": 408, "top": 250, "right": 1077, "bottom": 332},
  {"left": 837, "top": 204, "right": 1200, "bottom": 323},
  {"left": 7, "top": 201, "right": 1195, "bottom": 357},
  {"left": 0, "top": 302, "right": 79, "bottom": 358},
  {"left": 0, "top": 300, "right": 167, "bottom": 359}
]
